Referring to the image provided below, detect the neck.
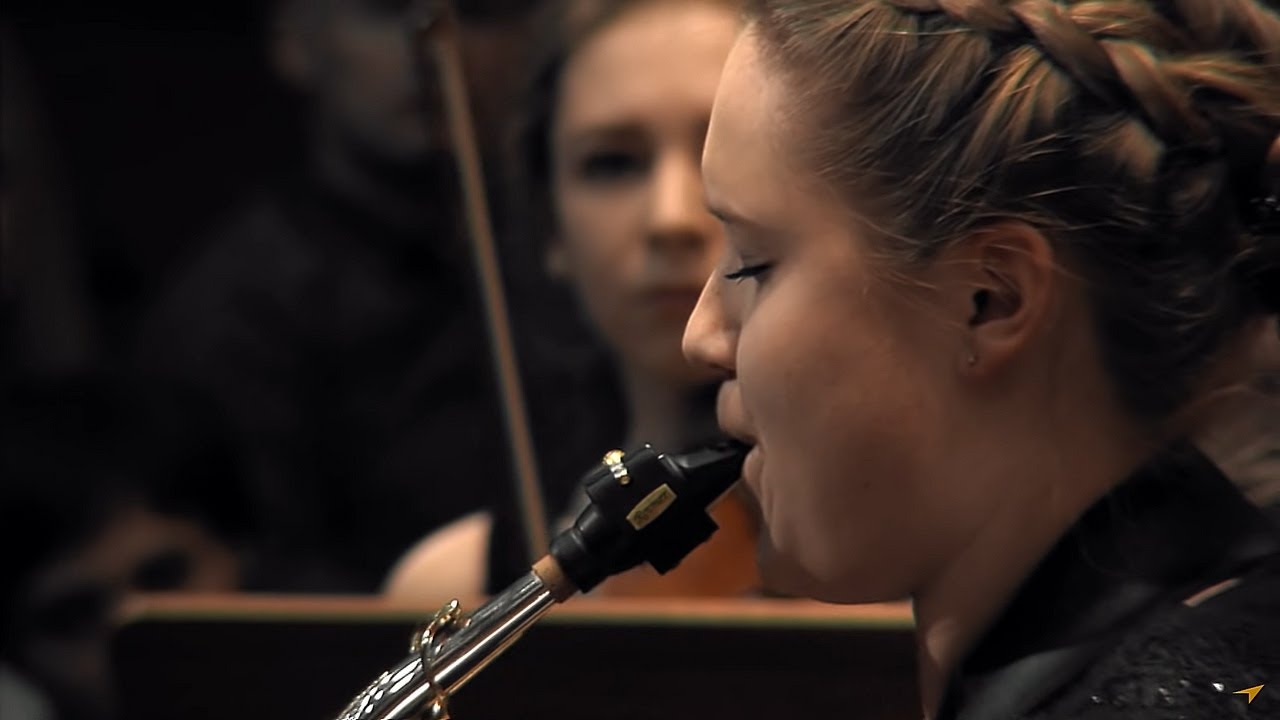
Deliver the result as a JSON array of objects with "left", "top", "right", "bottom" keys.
[
  {"left": 911, "top": 400, "right": 1155, "bottom": 719},
  {"left": 619, "top": 364, "right": 716, "bottom": 453}
]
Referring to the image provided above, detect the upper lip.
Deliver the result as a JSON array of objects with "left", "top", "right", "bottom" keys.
[{"left": 715, "top": 382, "right": 757, "bottom": 447}]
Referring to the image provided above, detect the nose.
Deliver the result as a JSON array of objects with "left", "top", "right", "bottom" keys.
[
  {"left": 683, "top": 275, "right": 737, "bottom": 379},
  {"left": 648, "top": 151, "right": 714, "bottom": 253}
]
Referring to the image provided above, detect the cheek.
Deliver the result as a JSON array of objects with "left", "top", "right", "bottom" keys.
[
  {"left": 738, "top": 312, "right": 857, "bottom": 565},
  {"left": 737, "top": 281, "right": 948, "bottom": 598},
  {"left": 556, "top": 187, "right": 645, "bottom": 330}
]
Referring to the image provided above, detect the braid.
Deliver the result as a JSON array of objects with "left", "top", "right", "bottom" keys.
[
  {"left": 1171, "top": 0, "right": 1280, "bottom": 65},
  {"left": 877, "top": 0, "right": 1280, "bottom": 256},
  {"left": 882, "top": 0, "right": 1245, "bottom": 145},
  {"left": 748, "top": 0, "right": 1280, "bottom": 419}
]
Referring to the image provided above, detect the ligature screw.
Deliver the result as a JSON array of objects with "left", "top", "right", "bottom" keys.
[{"left": 603, "top": 449, "right": 630, "bottom": 486}]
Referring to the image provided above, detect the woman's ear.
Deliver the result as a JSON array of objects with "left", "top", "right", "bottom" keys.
[{"left": 953, "top": 222, "right": 1058, "bottom": 375}]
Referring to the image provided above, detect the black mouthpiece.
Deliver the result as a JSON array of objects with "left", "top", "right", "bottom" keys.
[{"left": 548, "top": 439, "right": 749, "bottom": 593}]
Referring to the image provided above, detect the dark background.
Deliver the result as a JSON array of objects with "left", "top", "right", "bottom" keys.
[{"left": 7, "top": 2, "right": 301, "bottom": 353}]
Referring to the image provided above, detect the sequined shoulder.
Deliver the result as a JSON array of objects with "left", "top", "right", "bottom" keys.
[{"left": 1031, "top": 554, "right": 1280, "bottom": 719}]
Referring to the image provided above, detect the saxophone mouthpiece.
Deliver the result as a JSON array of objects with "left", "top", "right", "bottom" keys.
[{"left": 548, "top": 438, "right": 750, "bottom": 593}]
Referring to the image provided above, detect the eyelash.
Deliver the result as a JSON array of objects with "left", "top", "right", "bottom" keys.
[{"left": 723, "top": 263, "right": 773, "bottom": 282}]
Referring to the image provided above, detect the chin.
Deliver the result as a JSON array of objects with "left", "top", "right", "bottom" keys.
[{"left": 757, "top": 539, "right": 907, "bottom": 605}]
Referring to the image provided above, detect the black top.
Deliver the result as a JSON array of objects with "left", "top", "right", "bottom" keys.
[{"left": 938, "top": 442, "right": 1280, "bottom": 719}]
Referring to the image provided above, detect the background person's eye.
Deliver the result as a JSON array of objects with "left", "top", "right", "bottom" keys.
[{"left": 579, "top": 150, "right": 649, "bottom": 182}]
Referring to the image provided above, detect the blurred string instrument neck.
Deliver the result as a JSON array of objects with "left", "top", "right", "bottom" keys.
[{"left": 408, "top": 0, "right": 549, "bottom": 560}]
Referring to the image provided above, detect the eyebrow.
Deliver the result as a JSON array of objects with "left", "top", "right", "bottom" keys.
[
  {"left": 563, "top": 122, "right": 647, "bottom": 148},
  {"left": 706, "top": 200, "right": 763, "bottom": 230}
]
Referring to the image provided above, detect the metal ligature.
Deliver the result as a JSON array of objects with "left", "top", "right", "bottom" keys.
[{"left": 335, "top": 440, "right": 749, "bottom": 720}]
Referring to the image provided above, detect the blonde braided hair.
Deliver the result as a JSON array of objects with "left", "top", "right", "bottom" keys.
[{"left": 747, "top": 0, "right": 1280, "bottom": 418}]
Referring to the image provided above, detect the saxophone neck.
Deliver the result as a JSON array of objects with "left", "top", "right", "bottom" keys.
[
  {"left": 339, "top": 560, "right": 571, "bottom": 720},
  {"left": 430, "top": 558, "right": 572, "bottom": 695}
]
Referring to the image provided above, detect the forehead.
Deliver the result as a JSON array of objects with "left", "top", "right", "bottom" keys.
[
  {"left": 556, "top": 2, "right": 739, "bottom": 130},
  {"left": 703, "top": 31, "right": 792, "bottom": 213}
]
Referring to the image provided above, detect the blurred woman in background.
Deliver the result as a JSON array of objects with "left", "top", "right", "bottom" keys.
[{"left": 385, "top": 0, "right": 760, "bottom": 599}]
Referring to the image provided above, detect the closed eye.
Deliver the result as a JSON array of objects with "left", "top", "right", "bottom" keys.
[{"left": 723, "top": 263, "right": 773, "bottom": 281}]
